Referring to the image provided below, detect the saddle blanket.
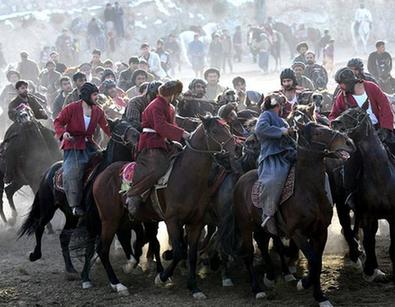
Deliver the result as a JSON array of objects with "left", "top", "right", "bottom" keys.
[
  {"left": 54, "top": 154, "right": 103, "bottom": 192},
  {"left": 251, "top": 166, "right": 296, "bottom": 209},
  {"left": 119, "top": 159, "right": 176, "bottom": 195}
]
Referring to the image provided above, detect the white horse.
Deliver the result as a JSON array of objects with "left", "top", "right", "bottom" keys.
[
  {"left": 351, "top": 19, "right": 371, "bottom": 54},
  {"left": 178, "top": 22, "right": 219, "bottom": 65}
]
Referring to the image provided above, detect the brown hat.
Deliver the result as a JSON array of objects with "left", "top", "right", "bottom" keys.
[
  {"left": 296, "top": 42, "right": 309, "bottom": 52},
  {"left": 159, "top": 80, "right": 183, "bottom": 97}
]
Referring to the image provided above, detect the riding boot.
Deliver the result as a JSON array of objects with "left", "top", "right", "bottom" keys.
[{"left": 127, "top": 195, "right": 142, "bottom": 216}]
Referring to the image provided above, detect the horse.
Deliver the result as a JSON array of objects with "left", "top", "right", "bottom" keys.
[
  {"left": 272, "top": 22, "right": 296, "bottom": 60},
  {"left": 221, "top": 122, "right": 355, "bottom": 305},
  {"left": 287, "top": 104, "right": 363, "bottom": 267},
  {"left": 91, "top": 115, "right": 237, "bottom": 298},
  {"left": 0, "top": 104, "right": 61, "bottom": 225},
  {"left": 332, "top": 107, "right": 395, "bottom": 282},
  {"left": 18, "top": 119, "right": 142, "bottom": 287},
  {"left": 351, "top": 19, "right": 371, "bottom": 54}
]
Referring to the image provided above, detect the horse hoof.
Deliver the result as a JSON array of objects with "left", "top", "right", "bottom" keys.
[
  {"left": 296, "top": 279, "right": 305, "bottom": 291},
  {"left": 122, "top": 257, "right": 137, "bottom": 274},
  {"left": 154, "top": 274, "right": 174, "bottom": 288},
  {"left": 363, "top": 269, "right": 386, "bottom": 282},
  {"left": 28, "top": 252, "right": 41, "bottom": 262},
  {"left": 82, "top": 281, "right": 93, "bottom": 289},
  {"left": 255, "top": 292, "right": 267, "bottom": 299},
  {"left": 192, "top": 291, "right": 207, "bottom": 300},
  {"left": 263, "top": 274, "right": 275, "bottom": 288},
  {"left": 222, "top": 278, "right": 234, "bottom": 287},
  {"left": 284, "top": 274, "right": 296, "bottom": 282},
  {"left": 319, "top": 300, "right": 333, "bottom": 307},
  {"left": 110, "top": 283, "right": 129, "bottom": 295},
  {"left": 346, "top": 258, "right": 363, "bottom": 272},
  {"left": 288, "top": 266, "right": 297, "bottom": 274}
]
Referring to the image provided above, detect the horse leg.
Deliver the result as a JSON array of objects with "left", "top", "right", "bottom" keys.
[
  {"left": 185, "top": 223, "right": 206, "bottom": 298},
  {"left": 254, "top": 229, "right": 275, "bottom": 287},
  {"left": 116, "top": 227, "right": 137, "bottom": 274},
  {"left": 272, "top": 236, "right": 295, "bottom": 282},
  {"left": 240, "top": 226, "right": 265, "bottom": 298},
  {"left": 5, "top": 181, "right": 23, "bottom": 224},
  {"left": 0, "top": 196, "right": 7, "bottom": 224},
  {"left": 97, "top": 220, "right": 129, "bottom": 294},
  {"left": 293, "top": 230, "right": 330, "bottom": 305},
  {"left": 29, "top": 206, "right": 57, "bottom": 262},
  {"left": 389, "top": 220, "right": 395, "bottom": 283},
  {"left": 60, "top": 212, "right": 79, "bottom": 277},
  {"left": 155, "top": 220, "right": 185, "bottom": 286},
  {"left": 144, "top": 222, "right": 164, "bottom": 274},
  {"left": 336, "top": 202, "right": 360, "bottom": 263},
  {"left": 80, "top": 234, "right": 96, "bottom": 289},
  {"left": 285, "top": 239, "right": 300, "bottom": 273},
  {"left": 362, "top": 219, "right": 382, "bottom": 281}
]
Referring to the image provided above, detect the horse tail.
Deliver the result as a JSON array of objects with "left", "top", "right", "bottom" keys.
[{"left": 18, "top": 189, "right": 42, "bottom": 238}]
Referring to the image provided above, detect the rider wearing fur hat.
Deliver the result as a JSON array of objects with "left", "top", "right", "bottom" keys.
[
  {"left": 126, "top": 80, "right": 190, "bottom": 215},
  {"left": 54, "top": 82, "right": 111, "bottom": 216}
]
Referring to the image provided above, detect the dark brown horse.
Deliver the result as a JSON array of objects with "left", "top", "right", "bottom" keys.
[
  {"left": 221, "top": 122, "right": 354, "bottom": 305},
  {"left": 332, "top": 107, "right": 395, "bottom": 282},
  {"left": 92, "top": 115, "right": 237, "bottom": 297},
  {"left": 18, "top": 119, "right": 141, "bottom": 288},
  {"left": 288, "top": 105, "right": 363, "bottom": 266}
]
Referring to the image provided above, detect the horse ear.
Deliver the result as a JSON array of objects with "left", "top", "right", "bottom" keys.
[{"left": 198, "top": 114, "right": 210, "bottom": 128}]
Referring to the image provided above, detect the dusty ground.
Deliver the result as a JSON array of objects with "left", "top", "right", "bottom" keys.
[{"left": 0, "top": 188, "right": 395, "bottom": 307}]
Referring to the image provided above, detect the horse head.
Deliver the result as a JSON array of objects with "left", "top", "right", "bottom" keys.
[
  {"left": 296, "top": 122, "right": 355, "bottom": 160},
  {"left": 198, "top": 115, "right": 237, "bottom": 157},
  {"left": 216, "top": 88, "right": 238, "bottom": 107},
  {"left": 109, "top": 119, "right": 139, "bottom": 148},
  {"left": 287, "top": 104, "right": 316, "bottom": 126},
  {"left": 15, "top": 104, "right": 34, "bottom": 124},
  {"left": 331, "top": 107, "right": 372, "bottom": 142}
]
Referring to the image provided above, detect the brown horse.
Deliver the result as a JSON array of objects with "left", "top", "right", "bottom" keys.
[
  {"left": 222, "top": 122, "right": 354, "bottom": 305},
  {"left": 92, "top": 115, "right": 237, "bottom": 297}
]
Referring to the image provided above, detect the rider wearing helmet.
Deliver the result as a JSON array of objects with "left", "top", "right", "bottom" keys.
[
  {"left": 123, "top": 80, "right": 163, "bottom": 131},
  {"left": 54, "top": 82, "right": 111, "bottom": 216},
  {"left": 3, "top": 80, "right": 49, "bottom": 183},
  {"left": 329, "top": 67, "right": 393, "bottom": 134}
]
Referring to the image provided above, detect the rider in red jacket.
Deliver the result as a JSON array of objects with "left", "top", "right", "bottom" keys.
[
  {"left": 54, "top": 82, "right": 110, "bottom": 216},
  {"left": 126, "top": 80, "right": 190, "bottom": 215}
]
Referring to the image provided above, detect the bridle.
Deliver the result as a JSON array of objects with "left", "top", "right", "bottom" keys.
[
  {"left": 111, "top": 124, "right": 136, "bottom": 147},
  {"left": 185, "top": 120, "right": 236, "bottom": 155},
  {"left": 337, "top": 108, "right": 370, "bottom": 136}
]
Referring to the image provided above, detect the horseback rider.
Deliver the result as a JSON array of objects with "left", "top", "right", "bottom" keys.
[
  {"left": 232, "top": 76, "right": 263, "bottom": 111},
  {"left": 3, "top": 80, "right": 49, "bottom": 183},
  {"left": 54, "top": 82, "right": 111, "bottom": 216},
  {"left": 177, "top": 78, "right": 216, "bottom": 118},
  {"left": 329, "top": 67, "right": 394, "bottom": 208},
  {"left": 354, "top": 3, "right": 372, "bottom": 35},
  {"left": 333, "top": 58, "right": 378, "bottom": 100},
  {"left": 256, "top": 95, "right": 296, "bottom": 234},
  {"left": 279, "top": 68, "right": 301, "bottom": 118},
  {"left": 367, "top": 41, "right": 395, "bottom": 92},
  {"left": 291, "top": 62, "right": 315, "bottom": 91},
  {"left": 304, "top": 51, "right": 329, "bottom": 90},
  {"left": 123, "top": 80, "right": 162, "bottom": 131},
  {"left": 126, "top": 80, "right": 190, "bottom": 215}
]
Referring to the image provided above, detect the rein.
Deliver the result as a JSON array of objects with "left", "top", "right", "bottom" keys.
[{"left": 184, "top": 124, "right": 235, "bottom": 155}]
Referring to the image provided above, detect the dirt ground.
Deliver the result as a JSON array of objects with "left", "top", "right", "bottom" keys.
[{"left": 0, "top": 189, "right": 395, "bottom": 307}]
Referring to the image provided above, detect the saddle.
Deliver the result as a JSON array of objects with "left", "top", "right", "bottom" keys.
[
  {"left": 251, "top": 165, "right": 296, "bottom": 209},
  {"left": 54, "top": 153, "right": 103, "bottom": 192}
]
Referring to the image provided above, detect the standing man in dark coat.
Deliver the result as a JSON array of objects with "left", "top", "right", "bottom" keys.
[
  {"left": 118, "top": 56, "right": 139, "bottom": 91},
  {"left": 17, "top": 51, "right": 40, "bottom": 85}
]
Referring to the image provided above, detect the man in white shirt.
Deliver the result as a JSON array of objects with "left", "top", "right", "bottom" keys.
[{"left": 140, "top": 43, "right": 166, "bottom": 80}]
